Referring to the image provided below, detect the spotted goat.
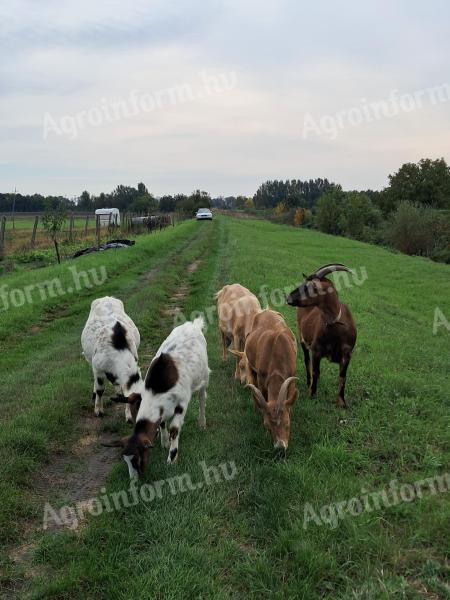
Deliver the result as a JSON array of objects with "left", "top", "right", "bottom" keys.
[
  {"left": 81, "top": 297, "right": 143, "bottom": 421},
  {"left": 107, "top": 317, "right": 210, "bottom": 479}
]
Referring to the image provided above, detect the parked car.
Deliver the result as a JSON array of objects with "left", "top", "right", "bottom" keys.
[{"left": 196, "top": 208, "right": 213, "bottom": 220}]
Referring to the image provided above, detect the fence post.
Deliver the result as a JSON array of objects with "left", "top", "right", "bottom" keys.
[
  {"left": 0, "top": 216, "right": 6, "bottom": 260},
  {"left": 30, "top": 215, "right": 39, "bottom": 248},
  {"left": 84, "top": 215, "right": 89, "bottom": 236},
  {"left": 96, "top": 214, "right": 101, "bottom": 250},
  {"left": 69, "top": 213, "right": 74, "bottom": 242}
]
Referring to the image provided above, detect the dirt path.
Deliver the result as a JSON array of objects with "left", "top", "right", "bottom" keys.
[{"left": 4, "top": 231, "right": 207, "bottom": 598}]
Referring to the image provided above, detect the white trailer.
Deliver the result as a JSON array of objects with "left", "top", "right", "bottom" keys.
[{"left": 95, "top": 208, "right": 121, "bottom": 226}]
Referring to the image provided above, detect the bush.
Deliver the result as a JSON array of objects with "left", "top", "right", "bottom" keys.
[{"left": 385, "top": 202, "right": 450, "bottom": 261}]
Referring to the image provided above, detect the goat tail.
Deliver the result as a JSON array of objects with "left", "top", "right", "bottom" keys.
[{"left": 193, "top": 316, "right": 205, "bottom": 331}]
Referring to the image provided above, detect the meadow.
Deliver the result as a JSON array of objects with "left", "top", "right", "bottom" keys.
[{"left": 1, "top": 215, "right": 449, "bottom": 599}]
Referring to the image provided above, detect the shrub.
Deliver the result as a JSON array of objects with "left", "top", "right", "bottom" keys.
[{"left": 385, "top": 202, "right": 450, "bottom": 261}]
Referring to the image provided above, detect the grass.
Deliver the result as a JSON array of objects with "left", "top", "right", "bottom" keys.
[
  {"left": 3, "top": 216, "right": 89, "bottom": 230},
  {"left": 1, "top": 215, "right": 449, "bottom": 599}
]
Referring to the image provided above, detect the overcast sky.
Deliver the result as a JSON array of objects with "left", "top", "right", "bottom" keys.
[{"left": 1, "top": 0, "right": 449, "bottom": 198}]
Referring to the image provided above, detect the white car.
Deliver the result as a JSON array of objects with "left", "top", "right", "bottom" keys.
[{"left": 196, "top": 208, "right": 213, "bottom": 220}]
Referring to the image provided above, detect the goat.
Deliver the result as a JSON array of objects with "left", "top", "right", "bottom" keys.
[
  {"left": 286, "top": 263, "right": 357, "bottom": 408},
  {"left": 216, "top": 284, "right": 261, "bottom": 381},
  {"left": 81, "top": 297, "right": 143, "bottom": 421},
  {"left": 107, "top": 317, "right": 209, "bottom": 479},
  {"left": 234, "top": 309, "right": 298, "bottom": 454}
]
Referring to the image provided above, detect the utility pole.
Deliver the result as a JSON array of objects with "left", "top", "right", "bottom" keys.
[{"left": 11, "top": 187, "right": 17, "bottom": 230}]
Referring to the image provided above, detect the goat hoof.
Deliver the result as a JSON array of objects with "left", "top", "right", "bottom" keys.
[
  {"left": 198, "top": 418, "right": 206, "bottom": 429},
  {"left": 126, "top": 417, "right": 134, "bottom": 424},
  {"left": 95, "top": 411, "right": 104, "bottom": 418},
  {"left": 336, "top": 398, "right": 347, "bottom": 409}
]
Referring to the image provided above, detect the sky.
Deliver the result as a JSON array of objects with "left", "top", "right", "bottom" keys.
[{"left": 0, "top": 0, "right": 449, "bottom": 198}]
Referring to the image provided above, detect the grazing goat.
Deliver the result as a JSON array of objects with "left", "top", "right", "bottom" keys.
[
  {"left": 216, "top": 284, "right": 261, "bottom": 381},
  {"left": 108, "top": 317, "right": 209, "bottom": 479},
  {"left": 286, "top": 263, "right": 357, "bottom": 408},
  {"left": 234, "top": 309, "right": 298, "bottom": 454},
  {"left": 81, "top": 297, "right": 143, "bottom": 421}
]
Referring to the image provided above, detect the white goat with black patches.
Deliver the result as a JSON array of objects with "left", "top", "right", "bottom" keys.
[
  {"left": 109, "top": 317, "right": 209, "bottom": 479},
  {"left": 81, "top": 297, "right": 143, "bottom": 421}
]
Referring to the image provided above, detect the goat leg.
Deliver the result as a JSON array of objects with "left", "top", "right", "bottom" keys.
[
  {"left": 310, "top": 353, "right": 321, "bottom": 398},
  {"left": 221, "top": 331, "right": 229, "bottom": 360},
  {"left": 301, "top": 342, "right": 311, "bottom": 388},
  {"left": 336, "top": 354, "right": 350, "bottom": 408}
]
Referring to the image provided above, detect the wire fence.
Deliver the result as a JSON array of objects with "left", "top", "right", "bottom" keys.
[{"left": 0, "top": 212, "right": 177, "bottom": 261}]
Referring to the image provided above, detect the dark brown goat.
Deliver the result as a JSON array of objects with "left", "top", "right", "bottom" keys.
[{"left": 286, "top": 263, "right": 357, "bottom": 408}]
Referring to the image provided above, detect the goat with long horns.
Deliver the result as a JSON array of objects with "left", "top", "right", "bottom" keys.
[{"left": 286, "top": 263, "right": 357, "bottom": 408}]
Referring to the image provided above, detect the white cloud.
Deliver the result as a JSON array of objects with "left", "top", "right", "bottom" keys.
[{"left": 0, "top": 0, "right": 449, "bottom": 196}]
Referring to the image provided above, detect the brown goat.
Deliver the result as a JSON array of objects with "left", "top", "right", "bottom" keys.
[
  {"left": 235, "top": 309, "right": 298, "bottom": 453},
  {"left": 286, "top": 263, "right": 357, "bottom": 408},
  {"left": 216, "top": 284, "right": 261, "bottom": 380}
]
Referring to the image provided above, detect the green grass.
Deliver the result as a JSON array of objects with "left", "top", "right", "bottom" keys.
[
  {"left": 3, "top": 216, "right": 89, "bottom": 230},
  {"left": 1, "top": 216, "right": 449, "bottom": 599}
]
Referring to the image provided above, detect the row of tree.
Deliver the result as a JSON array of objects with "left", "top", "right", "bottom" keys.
[{"left": 0, "top": 185, "right": 212, "bottom": 215}]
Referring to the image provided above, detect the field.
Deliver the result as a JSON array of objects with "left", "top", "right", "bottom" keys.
[
  {"left": 0, "top": 213, "right": 174, "bottom": 265},
  {"left": 1, "top": 215, "right": 449, "bottom": 599},
  {"left": 0, "top": 214, "right": 97, "bottom": 260}
]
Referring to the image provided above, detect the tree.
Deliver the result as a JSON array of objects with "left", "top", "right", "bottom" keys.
[
  {"left": 189, "top": 190, "right": 211, "bottom": 212},
  {"left": 129, "top": 194, "right": 158, "bottom": 214},
  {"left": 234, "top": 196, "right": 246, "bottom": 209},
  {"left": 384, "top": 158, "right": 450, "bottom": 212},
  {"left": 245, "top": 197, "right": 254, "bottom": 210},
  {"left": 159, "top": 195, "right": 176, "bottom": 213},
  {"left": 339, "top": 192, "right": 381, "bottom": 240},
  {"left": 294, "top": 207, "right": 306, "bottom": 226},
  {"left": 384, "top": 201, "right": 433, "bottom": 256},
  {"left": 253, "top": 178, "right": 339, "bottom": 209},
  {"left": 137, "top": 182, "right": 148, "bottom": 195},
  {"left": 315, "top": 190, "right": 345, "bottom": 235},
  {"left": 274, "top": 201, "right": 286, "bottom": 215},
  {"left": 78, "top": 190, "right": 92, "bottom": 211},
  {"left": 42, "top": 200, "right": 67, "bottom": 264}
]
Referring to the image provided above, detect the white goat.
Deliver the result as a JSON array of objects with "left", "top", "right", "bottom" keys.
[
  {"left": 81, "top": 297, "right": 143, "bottom": 421},
  {"left": 110, "top": 317, "right": 209, "bottom": 479}
]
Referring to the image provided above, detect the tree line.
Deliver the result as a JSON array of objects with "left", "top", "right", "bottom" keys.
[
  {"left": 1, "top": 157, "right": 449, "bottom": 262},
  {"left": 0, "top": 185, "right": 212, "bottom": 216}
]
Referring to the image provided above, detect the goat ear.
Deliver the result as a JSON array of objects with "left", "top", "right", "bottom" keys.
[
  {"left": 127, "top": 393, "right": 142, "bottom": 405},
  {"left": 302, "top": 272, "right": 307, "bottom": 279},
  {"left": 229, "top": 349, "right": 244, "bottom": 358}
]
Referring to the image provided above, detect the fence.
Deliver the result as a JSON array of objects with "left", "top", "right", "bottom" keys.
[{"left": 0, "top": 212, "right": 175, "bottom": 261}]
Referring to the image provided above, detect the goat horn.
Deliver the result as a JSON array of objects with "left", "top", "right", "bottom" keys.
[
  {"left": 309, "top": 263, "right": 353, "bottom": 280},
  {"left": 245, "top": 384, "right": 266, "bottom": 407},
  {"left": 277, "top": 376, "right": 298, "bottom": 408}
]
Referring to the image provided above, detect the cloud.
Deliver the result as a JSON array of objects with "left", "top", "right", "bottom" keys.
[{"left": 0, "top": 0, "right": 449, "bottom": 196}]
